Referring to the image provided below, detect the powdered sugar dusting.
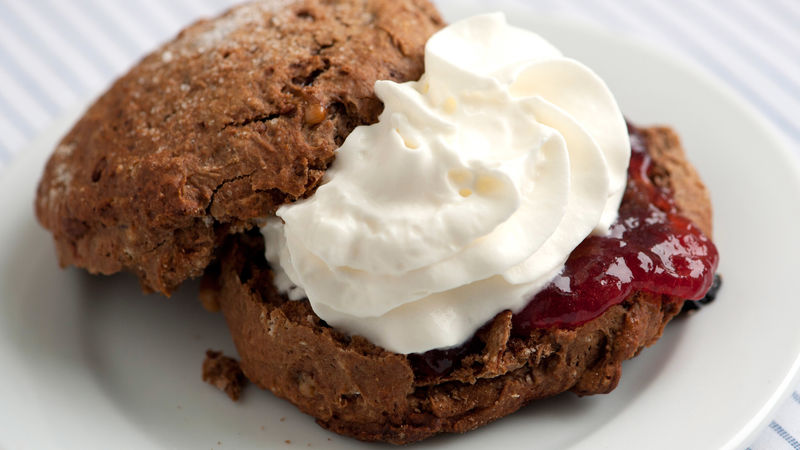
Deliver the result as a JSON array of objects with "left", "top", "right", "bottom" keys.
[
  {"left": 46, "top": 143, "right": 77, "bottom": 202},
  {"left": 48, "top": 162, "right": 73, "bottom": 203},
  {"left": 54, "top": 142, "right": 75, "bottom": 157},
  {"left": 52, "top": 161, "right": 72, "bottom": 187},
  {"left": 183, "top": 0, "right": 296, "bottom": 52}
]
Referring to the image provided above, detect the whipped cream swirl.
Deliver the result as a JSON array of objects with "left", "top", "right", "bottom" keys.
[{"left": 263, "top": 13, "right": 630, "bottom": 354}]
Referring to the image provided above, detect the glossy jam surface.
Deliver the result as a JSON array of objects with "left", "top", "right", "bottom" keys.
[
  {"left": 511, "top": 126, "right": 719, "bottom": 334},
  {"left": 411, "top": 126, "right": 719, "bottom": 376}
]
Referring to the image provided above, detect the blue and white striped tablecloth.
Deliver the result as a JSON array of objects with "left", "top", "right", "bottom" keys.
[{"left": 1, "top": 1, "right": 798, "bottom": 447}]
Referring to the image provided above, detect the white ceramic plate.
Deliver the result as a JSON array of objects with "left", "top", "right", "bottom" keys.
[{"left": 2, "top": 1, "right": 800, "bottom": 449}]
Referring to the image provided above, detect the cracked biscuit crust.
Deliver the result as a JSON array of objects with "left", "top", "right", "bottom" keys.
[
  {"left": 214, "top": 126, "right": 713, "bottom": 444},
  {"left": 35, "top": 0, "right": 444, "bottom": 294}
]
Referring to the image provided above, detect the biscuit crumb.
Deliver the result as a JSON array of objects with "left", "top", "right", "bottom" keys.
[{"left": 202, "top": 350, "right": 247, "bottom": 401}]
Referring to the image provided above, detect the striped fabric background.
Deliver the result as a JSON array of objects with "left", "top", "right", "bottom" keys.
[{"left": 0, "top": 0, "right": 798, "bottom": 447}]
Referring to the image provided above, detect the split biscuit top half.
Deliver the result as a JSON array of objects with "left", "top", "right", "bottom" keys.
[{"left": 35, "top": 0, "right": 444, "bottom": 294}]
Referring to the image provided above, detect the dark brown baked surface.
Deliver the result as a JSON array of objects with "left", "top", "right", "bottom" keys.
[
  {"left": 210, "top": 126, "right": 713, "bottom": 445},
  {"left": 35, "top": 0, "right": 444, "bottom": 294}
]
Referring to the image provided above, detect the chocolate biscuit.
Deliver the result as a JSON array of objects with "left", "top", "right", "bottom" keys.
[{"left": 35, "top": 0, "right": 443, "bottom": 294}]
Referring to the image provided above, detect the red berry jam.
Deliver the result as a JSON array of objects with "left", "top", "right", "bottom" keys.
[
  {"left": 511, "top": 125, "right": 719, "bottom": 333},
  {"left": 410, "top": 125, "right": 720, "bottom": 376}
]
